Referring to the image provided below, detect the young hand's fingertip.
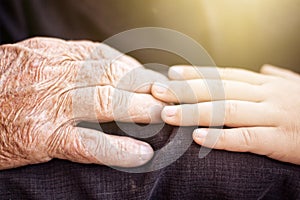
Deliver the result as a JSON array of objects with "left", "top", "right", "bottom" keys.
[
  {"left": 260, "top": 64, "right": 277, "bottom": 73},
  {"left": 152, "top": 82, "right": 168, "bottom": 93},
  {"left": 192, "top": 129, "right": 208, "bottom": 143},
  {"left": 168, "top": 66, "right": 184, "bottom": 80}
]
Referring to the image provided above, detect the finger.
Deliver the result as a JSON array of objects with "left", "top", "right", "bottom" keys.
[
  {"left": 71, "top": 85, "right": 166, "bottom": 123},
  {"left": 18, "top": 37, "right": 66, "bottom": 51},
  {"left": 161, "top": 101, "right": 278, "bottom": 127},
  {"left": 168, "top": 66, "right": 271, "bottom": 85},
  {"left": 73, "top": 60, "right": 167, "bottom": 93},
  {"left": 116, "top": 67, "right": 168, "bottom": 93},
  {"left": 260, "top": 64, "right": 300, "bottom": 82},
  {"left": 18, "top": 37, "right": 93, "bottom": 60},
  {"left": 68, "top": 41, "right": 142, "bottom": 67},
  {"left": 47, "top": 126, "right": 154, "bottom": 167},
  {"left": 18, "top": 37, "right": 141, "bottom": 67},
  {"left": 152, "top": 79, "right": 264, "bottom": 103},
  {"left": 192, "top": 127, "right": 281, "bottom": 159}
]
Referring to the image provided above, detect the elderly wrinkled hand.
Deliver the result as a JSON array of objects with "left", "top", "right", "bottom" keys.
[
  {"left": 152, "top": 65, "right": 300, "bottom": 165},
  {"left": 0, "top": 37, "right": 167, "bottom": 170}
]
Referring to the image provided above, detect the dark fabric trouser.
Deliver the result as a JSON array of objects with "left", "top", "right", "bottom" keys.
[{"left": 0, "top": 122, "right": 299, "bottom": 200}]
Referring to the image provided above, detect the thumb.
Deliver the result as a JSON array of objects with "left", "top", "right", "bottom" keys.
[
  {"left": 260, "top": 64, "right": 300, "bottom": 81},
  {"left": 47, "top": 126, "right": 154, "bottom": 168}
]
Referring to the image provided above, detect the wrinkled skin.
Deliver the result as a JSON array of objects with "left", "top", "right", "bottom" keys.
[
  {"left": 0, "top": 37, "right": 167, "bottom": 170},
  {"left": 152, "top": 65, "right": 300, "bottom": 165}
]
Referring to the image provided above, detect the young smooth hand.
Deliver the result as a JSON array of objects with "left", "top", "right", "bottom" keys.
[
  {"left": 152, "top": 65, "right": 300, "bottom": 165},
  {"left": 0, "top": 37, "right": 167, "bottom": 170}
]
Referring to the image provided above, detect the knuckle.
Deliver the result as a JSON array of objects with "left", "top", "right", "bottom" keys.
[
  {"left": 118, "top": 66, "right": 138, "bottom": 90},
  {"left": 46, "top": 127, "right": 68, "bottom": 156},
  {"left": 216, "top": 130, "right": 228, "bottom": 149},
  {"left": 103, "top": 137, "right": 131, "bottom": 164},
  {"left": 103, "top": 60, "right": 126, "bottom": 86},
  {"left": 91, "top": 134, "right": 106, "bottom": 160},
  {"left": 105, "top": 61, "right": 116, "bottom": 82},
  {"left": 116, "top": 139, "right": 129, "bottom": 155},
  {"left": 96, "top": 43, "right": 120, "bottom": 59},
  {"left": 114, "top": 90, "right": 131, "bottom": 121},
  {"left": 97, "top": 86, "right": 114, "bottom": 119},
  {"left": 18, "top": 37, "right": 41, "bottom": 48},
  {"left": 225, "top": 101, "right": 238, "bottom": 124},
  {"left": 240, "top": 128, "right": 254, "bottom": 151},
  {"left": 47, "top": 126, "right": 82, "bottom": 160},
  {"left": 90, "top": 44, "right": 103, "bottom": 60}
]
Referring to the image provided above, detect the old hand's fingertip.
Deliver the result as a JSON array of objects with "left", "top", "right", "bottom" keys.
[
  {"left": 138, "top": 143, "right": 154, "bottom": 165},
  {"left": 148, "top": 104, "right": 164, "bottom": 124},
  {"left": 151, "top": 82, "right": 168, "bottom": 95}
]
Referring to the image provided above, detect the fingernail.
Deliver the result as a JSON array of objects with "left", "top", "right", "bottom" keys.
[
  {"left": 140, "top": 144, "right": 152, "bottom": 154},
  {"left": 153, "top": 83, "right": 168, "bottom": 94},
  {"left": 169, "top": 67, "right": 183, "bottom": 79},
  {"left": 163, "top": 106, "right": 177, "bottom": 117},
  {"left": 194, "top": 129, "right": 208, "bottom": 138},
  {"left": 139, "top": 144, "right": 154, "bottom": 161}
]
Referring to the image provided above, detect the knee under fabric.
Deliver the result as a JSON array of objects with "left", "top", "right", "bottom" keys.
[{"left": 0, "top": 122, "right": 299, "bottom": 199}]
